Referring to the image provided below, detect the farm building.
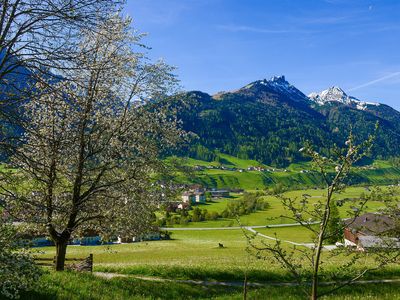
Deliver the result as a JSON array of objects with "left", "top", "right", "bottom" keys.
[
  {"left": 209, "top": 189, "right": 230, "bottom": 198},
  {"left": 344, "top": 213, "right": 400, "bottom": 251}
]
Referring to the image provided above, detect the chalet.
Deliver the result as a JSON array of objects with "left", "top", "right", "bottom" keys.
[
  {"left": 344, "top": 213, "right": 400, "bottom": 251},
  {"left": 181, "top": 191, "right": 206, "bottom": 204}
]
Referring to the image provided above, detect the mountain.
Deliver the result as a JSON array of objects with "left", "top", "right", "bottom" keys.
[
  {"left": 309, "top": 86, "right": 379, "bottom": 110},
  {"left": 308, "top": 86, "right": 400, "bottom": 159},
  {"left": 174, "top": 76, "right": 400, "bottom": 167}
]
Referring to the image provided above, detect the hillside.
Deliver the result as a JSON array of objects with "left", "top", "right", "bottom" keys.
[
  {"left": 166, "top": 153, "right": 400, "bottom": 190},
  {"left": 173, "top": 76, "right": 400, "bottom": 167}
]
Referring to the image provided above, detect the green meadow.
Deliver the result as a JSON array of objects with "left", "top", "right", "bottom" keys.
[
  {"left": 28, "top": 227, "right": 400, "bottom": 299},
  {"left": 27, "top": 169, "right": 400, "bottom": 299},
  {"left": 169, "top": 186, "right": 390, "bottom": 228},
  {"left": 32, "top": 229, "right": 400, "bottom": 281}
]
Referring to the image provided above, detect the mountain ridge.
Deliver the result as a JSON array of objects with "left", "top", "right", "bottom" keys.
[{"left": 174, "top": 76, "right": 400, "bottom": 167}]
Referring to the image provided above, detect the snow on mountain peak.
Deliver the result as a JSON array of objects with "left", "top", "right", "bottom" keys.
[
  {"left": 310, "top": 86, "right": 351, "bottom": 104},
  {"left": 241, "top": 75, "right": 309, "bottom": 103},
  {"left": 270, "top": 75, "right": 286, "bottom": 83},
  {"left": 309, "top": 86, "right": 380, "bottom": 110},
  {"left": 254, "top": 75, "right": 289, "bottom": 87}
]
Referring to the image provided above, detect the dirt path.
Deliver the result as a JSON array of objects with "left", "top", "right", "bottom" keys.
[
  {"left": 161, "top": 223, "right": 336, "bottom": 249},
  {"left": 161, "top": 221, "right": 320, "bottom": 231}
]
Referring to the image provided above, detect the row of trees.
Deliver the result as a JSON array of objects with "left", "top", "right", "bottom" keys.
[
  {"left": 222, "top": 192, "right": 269, "bottom": 218},
  {"left": 158, "top": 193, "right": 269, "bottom": 226}
]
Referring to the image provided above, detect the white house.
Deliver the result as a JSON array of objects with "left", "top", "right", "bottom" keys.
[{"left": 181, "top": 190, "right": 206, "bottom": 204}]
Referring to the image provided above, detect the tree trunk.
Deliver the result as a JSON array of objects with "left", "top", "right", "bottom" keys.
[
  {"left": 311, "top": 272, "right": 318, "bottom": 300},
  {"left": 55, "top": 240, "right": 68, "bottom": 271},
  {"left": 243, "top": 273, "right": 248, "bottom": 300},
  {"left": 311, "top": 188, "right": 334, "bottom": 300}
]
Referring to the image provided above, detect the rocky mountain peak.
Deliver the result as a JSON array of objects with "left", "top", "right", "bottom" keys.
[{"left": 309, "top": 86, "right": 380, "bottom": 110}]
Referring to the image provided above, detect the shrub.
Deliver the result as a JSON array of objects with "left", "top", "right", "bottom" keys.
[{"left": 0, "top": 222, "right": 42, "bottom": 299}]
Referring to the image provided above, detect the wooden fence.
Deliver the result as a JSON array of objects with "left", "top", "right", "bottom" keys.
[{"left": 33, "top": 254, "right": 93, "bottom": 272}]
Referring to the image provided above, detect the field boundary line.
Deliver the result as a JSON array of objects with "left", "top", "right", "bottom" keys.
[{"left": 245, "top": 227, "right": 316, "bottom": 248}]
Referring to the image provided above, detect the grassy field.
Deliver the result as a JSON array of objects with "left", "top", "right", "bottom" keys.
[
  {"left": 27, "top": 228, "right": 400, "bottom": 300},
  {"left": 25, "top": 181, "right": 400, "bottom": 299},
  {"left": 28, "top": 208, "right": 400, "bottom": 299},
  {"left": 170, "top": 186, "right": 390, "bottom": 228},
  {"left": 32, "top": 229, "right": 400, "bottom": 282}
]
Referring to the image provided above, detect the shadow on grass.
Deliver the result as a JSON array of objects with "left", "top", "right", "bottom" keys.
[
  {"left": 18, "top": 271, "right": 242, "bottom": 300},
  {"left": 16, "top": 271, "right": 400, "bottom": 300}
]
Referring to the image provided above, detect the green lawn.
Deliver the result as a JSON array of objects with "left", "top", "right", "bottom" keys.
[{"left": 254, "top": 225, "right": 317, "bottom": 243}]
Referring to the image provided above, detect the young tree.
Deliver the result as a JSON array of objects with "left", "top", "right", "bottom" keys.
[
  {"left": 246, "top": 126, "right": 399, "bottom": 299},
  {"left": 0, "top": 14, "right": 183, "bottom": 271}
]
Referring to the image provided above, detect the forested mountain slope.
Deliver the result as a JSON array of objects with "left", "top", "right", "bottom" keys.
[{"left": 174, "top": 76, "right": 400, "bottom": 167}]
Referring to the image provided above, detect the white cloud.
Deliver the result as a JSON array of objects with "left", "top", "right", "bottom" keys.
[{"left": 348, "top": 72, "right": 400, "bottom": 92}]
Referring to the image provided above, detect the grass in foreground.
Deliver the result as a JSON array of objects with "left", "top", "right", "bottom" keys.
[{"left": 16, "top": 271, "right": 400, "bottom": 300}]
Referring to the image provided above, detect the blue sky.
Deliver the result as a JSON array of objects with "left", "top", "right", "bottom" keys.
[{"left": 126, "top": 0, "right": 400, "bottom": 110}]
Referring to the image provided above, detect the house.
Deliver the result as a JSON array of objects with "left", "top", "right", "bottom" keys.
[
  {"left": 181, "top": 190, "right": 206, "bottom": 204},
  {"left": 344, "top": 213, "right": 400, "bottom": 251},
  {"left": 194, "top": 191, "right": 206, "bottom": 203},
  {"left": 182, "top": 191, "right": 194, "bottom": 203}
]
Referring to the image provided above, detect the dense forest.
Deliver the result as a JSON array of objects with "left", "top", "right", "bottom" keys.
[{"left": 172, "top": 77, "right": 400, "bottom": 167}]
